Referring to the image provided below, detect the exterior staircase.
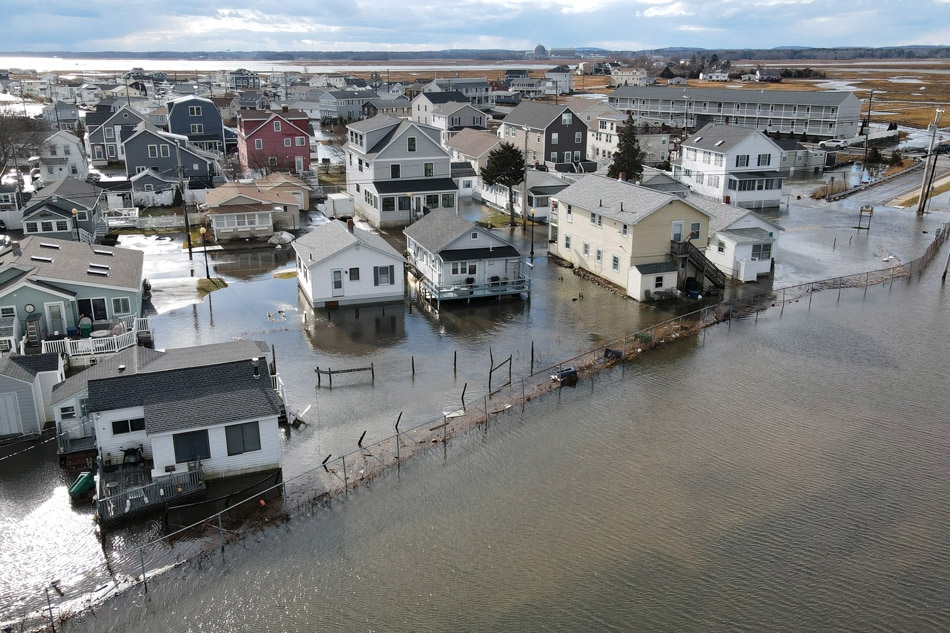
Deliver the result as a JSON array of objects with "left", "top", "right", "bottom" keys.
[{"left": 670, "top": 240, "right": 726, "bottom": 288}]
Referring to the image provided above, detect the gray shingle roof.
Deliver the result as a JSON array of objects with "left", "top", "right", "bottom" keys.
[
  {"left": 685, "top": 195, "right": 784, "bottom": 234},
  {"left": 684, "top": 123, "right": 775, "bottom": 153},
  {"left": 403, "top": 209, "right": 480, "bottom": 253},
  {"left": 636, "top": 261, "right": 677, "bottom": 274},
  {"left": 0, "top": 236, "right": 144, "bottom": 292},
  {"left": 610, "top": 85, "right": 856, "bottom": 106},
  {"left": 293, "top": 219, "right": 401, "bottom": 267},
  {"left": 720, "top": 227, "right": 774, "bottom": 243},
  {"left": 0, "top": 353, "right": 60, "bottom": 383},
  {"left": 444, "top": 128, "right": 501, "bottom": 158},
  {"left": 503, "top": 101, "right": 573, "bottom": 130},
  {"left": 553, "top": 175, "right": 708, "bottom": 225}
]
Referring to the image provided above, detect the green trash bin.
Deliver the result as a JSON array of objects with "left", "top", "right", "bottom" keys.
[{"left": 78, "top": 319, "right": 93, "bottom": 338}]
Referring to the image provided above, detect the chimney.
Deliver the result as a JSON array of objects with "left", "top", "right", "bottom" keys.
[
  {"left": 347, "top": 218, "right": 354, "bottom": 233},
  {"left": 252, "top": 357, "right": 261, "bottom": 380},
  {"left": 282, "top": 105, "right": 289, "bottom": 113},
  {"left": 12, "top": 241, "right": 21, "bottom": 256}
]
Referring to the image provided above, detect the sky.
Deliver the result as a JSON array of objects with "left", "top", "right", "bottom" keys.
[{"left": 2, "top": 0, "right": 949, "bottom": 53}]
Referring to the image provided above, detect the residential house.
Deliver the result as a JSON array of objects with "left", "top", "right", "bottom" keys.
[
  {"left": 423, "top": 78, "right": 491, "bottom": 109},
  {"left": 0, "top": 236, "right": 148, "bottom": 363},
  {"left": 209, "top": 94, "right": 239, "bottom": 124},
  {"left": 0, "top": 185, "right": 24, "bottom": 230},
  {"left": 37, "top": 131, "right": 89, "bottom": 187},
  {"left": 83, "top": 340, "right": 284, "bottom": 525},
  {"left": 84, "top": 104, "right": 148, "bottom": 165},
  {"left": 202, "top": 182, "right": 302, "bottom": 241},
  {"left": 76, "top": 83, "right": 103, "bottom": 106},
  {"left": 508, "top": 78, "right": 544, "bottom": 99},
  {"left": 21, "top": 177, "right": 107, "bottom": 243},
  {"left": 548, "top": 175, "right": 721, "bottom": 301},
  {"left": 166, "top": 95, "right": 227, "bottom": 153},
  {"left": 318, "top": 89, "right": 376, "bottom": 122},
  {"left": 773, "top": 137, "right": 827, "bottom": 178},
  {"left": 639, "top": 166, "right": 691, "bottom": 197},
  {"left": 236, "top": 107, "right": 312, "bottom": 176},
  {"left": 499, "top": 101, "right": 595, "bottom": 173},
  {"left": 687, "top": 196, "right": 783, "bottom": 282},
  {"left": 428, "top": 102, "right": 488, "bottom": 145},
  {"left": 255, "top": 171, "right": 313, "bottom": 209},
  {"left": 700, "top": 70, "right": 730, "bottom": 82},
  {"left": 587, "top": 110, "right": 672, "bottom": 168},
  {"left": 410, "top": 91, "right": 469, "bottom": 126},
  {"left": 228, "top": 69, "right": 262, "bottom": 91},
  {"left": 610, "top": 67, "right": 652, "bottom": 87},
  {"left": 0, "top": 353, "right": 64, "bottom": 438},
  {"left": 478, "top": 168, "right": 572, "bottom": 222},
  {"left": 130, "top": 169, "right": 180, "bottom": 207},
  {"left": 445, "top": 128, "right": 502, "bottom": 172},
  {"left": 122, "top": 122, "right": 222, "bottom": 188},
  {"left": 345, "top": 115, "right": 457, "bottom": 229},
  {"left": 608, "top": 86, "right": 862, "bottom": 139},
  {"left": 41, "top": 101, "right": 80, "bottom": 131},
  {"left": 237, "top": 91, "right": 270, "bottom": 111},
  {"left": 674, "top": 123, "right": 785, "bottom": 210},
  {"left": 404, "top": 209, "right": 529, "bottom": 307},
  {"left": 293, "top": 219, "right": 405, "bottom": 308},
  {"left": 360, "top": 97, "right": 412, "bottom": 120},
  {"left": 544, "top": 66, "right": 574, "bottom": 95}
]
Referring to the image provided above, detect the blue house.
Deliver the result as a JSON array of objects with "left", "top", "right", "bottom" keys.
[
  {"left": 21, "top": 178, "right": 108, "bottom": 243},
  {"left": 123, "top": 123, "right": 222, "bottom": 189},
  {"left": 166, "top": 96, "right": 226, "bottom": 154}
]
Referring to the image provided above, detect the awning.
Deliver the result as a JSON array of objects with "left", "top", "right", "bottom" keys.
[{"left": 374, "top": 178, "right": 458, "bottom": 194}]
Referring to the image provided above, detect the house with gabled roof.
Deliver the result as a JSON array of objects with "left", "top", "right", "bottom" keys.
[
  {"left": 0, "top": 353, "right": 64, "bottom": 439},
  {"left": 404, "top": 209, "right": 529, "bottom": 307},
  {"left": 345, "top": 115, "right": 457, "bottom": 229},
  {"left": 166, "top": 95, "right": 226, "bottom": 153},
  {"left": 429, "top": 102, "right": 488, "bottom": 145},
  {"left": 21, "top": 177, "right": 108, "bottom": 243},
  {"left": 0, "top": 184, "right": 24, "bottom": 230},
  {"left": 122, "top": 122, "right": 222, "bottom": 188},
  {"left": 293, "top": 219, "right": 405, "bottom": 308},
  {"left": 236, "top": 107, "right": 312, "bottom": 176},
  {"left": 423, "top": 78, "right": 491, "bottom": 109},
  {"left": 36, "top": 130, "right": 88, "bottom": 188},
  {"left": 410, "top": 91, "right": 470, "bottom": 126},
  {"left": 685, "top": 196, "right": 783, "bottom": 282},
  {"left": 445, "top": 128, "right": 502, "bottom": 172},
  {"left": 0, "top": 236, "right": 148, "bottom": 363},
  {"left": 548, "top": 174, "right": 723, "bottom": 301},
  {"left": 255, "top": 171, "right": 313, "bottom": 210},
  {"left": 130, "top": 169, "right": 180, "bottom": 207},
  {"left": 202, "top": 182, "right": 302, "bottom": 242},
  {"left": 85, "top": 104, "right": 148, "bottom": 165},
  {"left": 499, "top": 101, "right": 596, "bottom": 173}
]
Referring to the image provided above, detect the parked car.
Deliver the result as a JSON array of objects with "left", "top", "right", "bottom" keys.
[{"left": 819, "top": 139, "right": 849, "bottom": 149}]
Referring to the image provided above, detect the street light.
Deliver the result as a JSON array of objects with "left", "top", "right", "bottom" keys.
[
  {"left": 198, "top": 226, "right": 211, "bottom": 279},
  {"left": 71, "top": 208, "right": 80, "bottom": 242},
  {"left": 529, "top": 210, "right": 535, "bottom": 259}
]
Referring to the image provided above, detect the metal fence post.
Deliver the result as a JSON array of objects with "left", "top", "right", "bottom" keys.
[
  {"left": 46, "top": 586, "right": 56, "bottom": 632},
  {"left": 342, "top": 455, "right": 348, "bottom": 496},
  {"left": 218, "top": 513, "right": 225, "bottom": 556},
  {"left": 140, "top": 549, "right": 148, "bottom": 593}
]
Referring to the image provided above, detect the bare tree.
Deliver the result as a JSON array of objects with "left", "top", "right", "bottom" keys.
[{"left": 0, "top": 108, "right": 50, "bottom": 178}]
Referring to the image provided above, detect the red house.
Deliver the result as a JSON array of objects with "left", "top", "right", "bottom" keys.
[{"left": 236, "top": 107, "right": 312, "bottom": 176}]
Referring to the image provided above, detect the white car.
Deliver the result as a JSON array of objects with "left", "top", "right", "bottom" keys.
[{"left": 819, "top": 139, "right": 849, "bottom": 149}]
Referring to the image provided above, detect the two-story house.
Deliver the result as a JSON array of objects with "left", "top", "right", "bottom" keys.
[
  {"left": 499, "top": 102, "right": 595, "bottom": 173},
  {"left": 228, "top": 69, "right": 262, "bottom": 91},
  {"left": 236, "top": 107, "right": 312, "bottom": 176},
  {"left": 410, "top": 91, "right": 469, "bottom": 126},
  {"left": 548, "top": 175, "right": 722, "bottom": 301},
  {"left": 423, "top": 78, "right": 491, "bottom": 109},
  {"left": 674, "top": 123, "right": 785, "bottom": 210},
  {"left": 21, "top": 177, "right": 108, "bottom": 243},
  {"left": 36, "top": 130, "right": 89, "bottom": 188},
  {"left": 122, "top": 122, "right": 222, "bottom": 188},
  {"left": 84, "top": 104, "right": 148, "bottom": 166},
  {"left": 0, "top": 184, "right": 24, "bottom": 231},
  {"left": 544, "top": 66, "right": 574, "bottom": 95},
  {"left": 345, "top": 115, "right": 457, "bottom": 229},
  {"left": 428, "top": 102, "right": 488, "bottom": 145},
  {"left": 166, "top": 95, "right": 227, "bottom": 153},
  {"left": 41, "top": 101, "right": 81, "bottom": 131}
]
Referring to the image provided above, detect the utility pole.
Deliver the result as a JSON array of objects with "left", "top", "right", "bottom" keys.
[
  {"left": 175, "top": 140, "right": 194, "bottom": 257},
  {"left": 522, "top": 125, "right": 529, "bottom": 229},
  {"left": 916, "top": 107, "right": 945, "bottom": 217},
  {"left": 863, "top": 88, "right": 874, "bottom": 162}
]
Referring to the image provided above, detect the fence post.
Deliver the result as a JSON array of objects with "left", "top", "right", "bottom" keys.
[
  {"left": 808, "top": 283, "right": 814, "bottom": 309},
  {"left": 342, "top": 455, "right": 347, "bottom": 497},
  {"left": 838, "top": 276, "right": 842, "bottom": 301},
  {"left": 218, "top": 513, "right": 225, "bottom": 556},
  {"left": 140, "top": 549, "right": 148, "bottom": 593},
  {"left": 781, "top": 288, "right": 785, "bottom": 315},
  {"left": 45, "top": 586, "right": 56, "bottom": 633}
]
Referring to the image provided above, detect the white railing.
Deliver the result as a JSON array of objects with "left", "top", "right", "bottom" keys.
[{"left": 42, "top": 316, "right": 150, "bottom": 357}]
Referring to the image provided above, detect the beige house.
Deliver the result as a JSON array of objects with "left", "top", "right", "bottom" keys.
[
  {"left": 548, "top": 175, "right": 717, "bottom": 301},
  {"left": 255, "top": 172, "right": 313, "bottom": 210},
  {"left": 202, "top": 182, "right": 302, "bottom": 241}
]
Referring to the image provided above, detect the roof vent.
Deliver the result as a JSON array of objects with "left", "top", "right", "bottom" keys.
[
  {"left": 89, "top": 263, "right": 110, "bottom": 270},
  {"left": 30, "top": 255, "right": 53, "bottom": 263},
  {"left": 40, "top": 242, "right": 61, "bottom": 250},
  {"left": 94, "top": 249, "right": 114, "bottom": 256},
  {"left": 118, "top": 365, "right": 126, "bottom": 372},
  {"left": 86, "top": 268, "right": 109, "bottom": 276}
]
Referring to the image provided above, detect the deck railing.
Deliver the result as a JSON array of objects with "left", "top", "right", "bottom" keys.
[
  {"left": 41, "top": 316, "right": 150, "bottom": 357},
  {"left": 418, "top": 275, "right": 531, "bottom": 303},
  {"left": 96, "top": 461, "right": 206, "bottom": 525}
]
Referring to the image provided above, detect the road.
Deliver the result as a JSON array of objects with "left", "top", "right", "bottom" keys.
[{"left": 846, "top": 156, "right": 950, "bottom": 208}]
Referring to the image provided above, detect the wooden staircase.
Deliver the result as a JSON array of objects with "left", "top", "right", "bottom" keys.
[{"left": 670, "top": 240, "right": 726, "bottom": 288}]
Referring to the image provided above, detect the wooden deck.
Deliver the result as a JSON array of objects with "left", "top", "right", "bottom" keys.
[{"left": 96, "top": 459, "right": 206, "bottom": 525}]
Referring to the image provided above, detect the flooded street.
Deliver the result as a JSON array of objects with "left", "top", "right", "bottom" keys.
[{"left": 3, "top": 186, "right": 950, "bottom": 629}]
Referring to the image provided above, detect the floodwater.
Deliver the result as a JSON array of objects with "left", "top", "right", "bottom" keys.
[
  {"left": 60, "top": 224, "right": 950, "bottom": 632},
  {"left": 2, "top": 189, "right": 949, "bottom": 628}
]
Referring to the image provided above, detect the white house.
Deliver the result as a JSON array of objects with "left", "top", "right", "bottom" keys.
[
  {"left": 37, "top": 130, "right": 89, "bottom": 187},
  {"left": 404, "top": 209, "right": 529, "bottom": 307},
  {"left": 428, "top": 102, "right": 488, "bottom": 145},
  {"left": 345, "top": 115, "right": 457, "bottom": 229},
  {"left": 0, "top": 353, "right": 64, "bottom": 438},
  {"left": 687, "top": 196, "right": 783, "bottom": 282},
  {"left": 674, "top": 123, "right": 785, "bottom": 210},
  {"left": 293, "top": 219, "right": 405, "bottom": 308}
]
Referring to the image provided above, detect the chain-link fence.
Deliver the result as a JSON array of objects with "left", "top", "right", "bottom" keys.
[{"left": 6, "top": 226, "right": 949, "bottom": 632}]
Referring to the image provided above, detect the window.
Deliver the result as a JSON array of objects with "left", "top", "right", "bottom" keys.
[
  {"left": 60, "top": 406, "right": 76, "bottom": 420},
  {"left": 564, "top": 151, "right": 571, "bottom": 163},
  {"left": 24, "top": 222, "right": 37, "bottom": 233},
  {"left": 49, "top": 145, "right": 58, "bottom": 156},
  {"left": 391, "top": 164, "right": 400, "bottom": 179},
  {"left": 752, "top": 243, "right": 772, "bottom": 260},
  {"left": 590, "top": 212, "right": 597, "bottom": 225},
  {"left": 736, "top": 154, "right": 749, "bottom": 167},
  {"left": 173, "top": 429, "right": 211, "bottom": 463},
  {"left": 407, "top": 137, "right": 416, "bottom": 152},
  {"left": 374, "top": 265, "right": 395, "bottom": 286},
  {"left": 471, "top": 232, "right": 479, "bottom": 240},
  {"left": 655, "top": 275, "right": 664, "bottom": 289},
  {"left": 424, "top": 162, "right": 433, "bottom": 177},
  {"left": 757, "top": 153, "right": 771, "bottom": 166},
  {"left": 575, "top": 132, "right": 582, "bottom": 144},
  {"left": 612, "top": 255, "right": 620, "bottom": 272},
  {"left": 621, "top": 224, "right": 628, "bottom": 237},
  {"left": 190, "top": 123, "right": 204, "bottom": 134},
  {"left": 54, "top": 220, "right": 67, "bottom": 231},
  {"left": 689, "top": 222, "right": 701, "bottom": 240},
  {"left": 284, "top": 138, "right": 292, "bottom": 147},
  {"left": 255, "top": 139, "right": 263, "bottom": 150},
  {"left": 188, "top": 105, "right": 202, "bottom": 116},
  {"left": 77, "top": 298, "right": 108, "bottom": 321},
  {"left": 161, "top": 145, "right": 170, "bottom": 158},
  {"left": 566, "top": 205, "right": 572, "bottom": 222},
  {"left": 426, "top": 194, "right": 439, "bottom": 207},
  {"left": 573, "top": 151, "right": 581, "bottom": 162},
  {"left": 105, "top": 127, "right": 114, "bottom": 140},
  {"left": 382, "top": 197, "right": 395, "bottom": 212},
  {"left": 144, "top": 184, "right": 154, "bottom": 191},
  {"left": 583, "top": 242, "right": 590, "bottom": 257},
  {"left": 561, "top": 112, "right": 572, "bottom": 125},
  {"left": 349, "top": 267, "right": 360, "bottom": 281},
  {"left": 564, "top": 235, "right": 571, "bottom": 250},
  {"left": 226, "top": 421, "right": 261, "bottom": 456},
  {"left": 718, "top": 240, "right": 725, "bottom": 253},
  {"left": 296, "top": 136, "right": 306, "bottom": 146},
  {"left": 550, "top": 152, "right": 558, "bottom": 162},
  {"left": 596, "top": 248, "right": 603, "bottom": 263},
  {"left": 112, "top": 297, "right": 132, "bottom": 315},
  {"left": 273, "top": 120, "right": 281, "bottom": 131},
  {"left": 551, "top": 132, "right": 558, "bottom": 145},
  {"left": 112, "top": 418, "right": 146, "bottom": 435},
  {"left": 41, "top": 221, "right": 54, "bottom": 232},
  {"left": 148, "top": 145, "right": 158, "bottom": 158},
  {"left": 0, "top": 307, "right": 14, "bottom": 318},
  {"left": 441, "top": 193, "right": 455, "bottom": 208}
]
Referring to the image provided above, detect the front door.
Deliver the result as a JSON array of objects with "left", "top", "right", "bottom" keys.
[
  {"left": 671, "top": 221, "right": 685, "bottom": 243},
  {"left": 331, "top": 269, "right": 344, "bottom": 297},
  {"left": 295, "top": 156, "right": 304, "bottom": 173},
  {"left": 45, "top": 302, "right": 66, "bottom": 336}
]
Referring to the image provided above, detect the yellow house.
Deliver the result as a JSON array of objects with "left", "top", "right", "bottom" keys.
[{"left": 548, "top": 175, "right": 717, "bottom": 301}]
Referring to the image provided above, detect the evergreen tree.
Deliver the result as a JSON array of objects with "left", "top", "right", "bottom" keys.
[
  {"left": 607, "top": 114, "right": 646, "bottom": 181},
  {"left": 480, "top": 141, "right": 525, "bottom": 226}
]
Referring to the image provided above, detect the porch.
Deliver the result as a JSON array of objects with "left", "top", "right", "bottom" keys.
[
  {"left": 96, "top": 457, "right": 206, "bottom": 525},
  {"left": 39, "top": 315, "right": 151, "bottom": 362},
  {"left": 412, "top": 272, "right": 530, "bottom": 306}
]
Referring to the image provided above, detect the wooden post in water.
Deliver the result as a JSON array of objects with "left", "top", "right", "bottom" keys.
[
  {"left": 371, "top": 363, "right": 375, "bottom": 383},
  {"left": 218, "top": 513, "right": 225, "bottom": 556},
  {"left": 461, "top": 383, "right": 467, "bottom": 407},
  {"left": 341, "top": 455, "right": 347, "bottom": 496},
  {"left": 316, "top": 366, "right": 320, "bottom": 387},
  {"left": 411, "top": 356, "right": 415, "bottom": 376},
  {"left": 395, "top": 413, "right": 402, "bottom": 462},
  {"left": 781, "top": 288, "right": 785, "bottom": 315},
  {"left": 453, "top": 350, "right": 457, "bottom": 375},
  {"left": 530, "top": 340, "right": 534, "bottom": 374},
  {"left": 942, "top": 246, "right": 950, "bottom": 282},
  {"left": 140, "top": 550, "right": 148, "bottom": 593}
]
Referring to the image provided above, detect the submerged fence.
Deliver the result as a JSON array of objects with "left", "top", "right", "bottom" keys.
[{"left": 5, "top": 226, "right": 949, "bottom": 632}]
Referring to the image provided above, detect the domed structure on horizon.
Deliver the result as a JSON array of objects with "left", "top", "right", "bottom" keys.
[{"left": 534, "top": 44, "right": 548, "bottom": 58}]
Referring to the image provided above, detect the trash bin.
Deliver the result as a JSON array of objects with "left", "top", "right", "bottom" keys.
[{"left": 78, "top": 317, "right": 93, "bottom": 338}]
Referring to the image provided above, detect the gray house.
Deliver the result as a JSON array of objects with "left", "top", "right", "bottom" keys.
[
  {"left": 123, "top": 123, "right": 222, "bottom": 188},
  {"left": 499, "top": 101, "right": 596, "bottom": 173},
  {"left": 0, "top": 353, "right": 64, "bottom": 438},
  {"left": 166, "top": 95, "right": 226, "bottom": 153},
  {"left": 84, "top": 104, "right": 148, "bottom": 165},
  {"left": 21, "top": 178, "right": 108, "bottom": 243}
]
